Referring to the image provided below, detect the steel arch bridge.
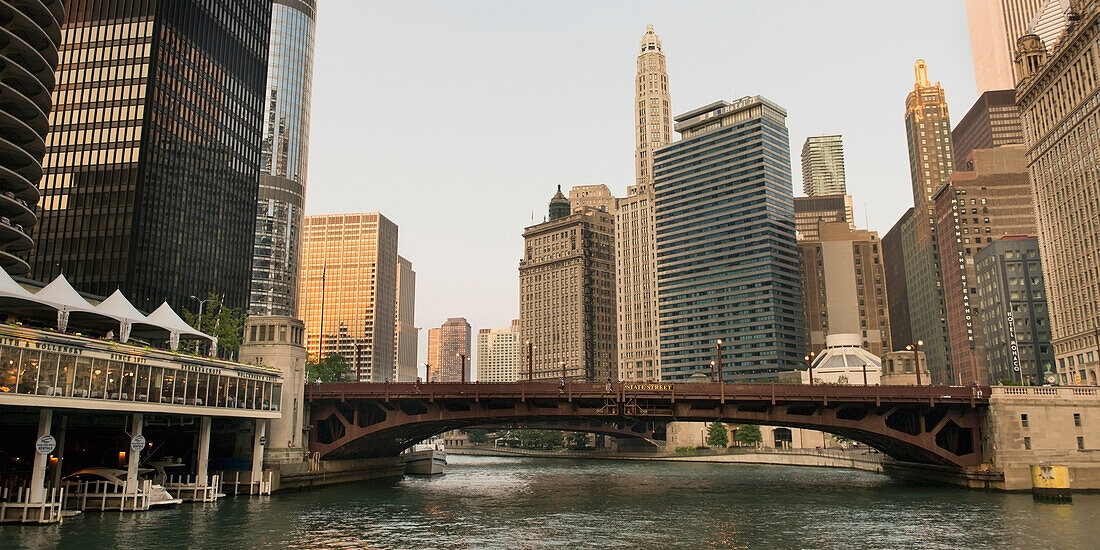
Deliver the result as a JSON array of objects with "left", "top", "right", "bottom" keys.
[{"left": 307, "top": 381, "right": 989, "bottom": 468}]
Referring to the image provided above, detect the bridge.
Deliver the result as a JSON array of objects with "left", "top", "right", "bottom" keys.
[{"left": 307, "top": 381, "right": 989, "bottom": 468}]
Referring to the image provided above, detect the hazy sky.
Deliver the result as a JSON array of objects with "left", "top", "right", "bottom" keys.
[{"left": 306, "top": 1, "right": 978, "bottom": 373}]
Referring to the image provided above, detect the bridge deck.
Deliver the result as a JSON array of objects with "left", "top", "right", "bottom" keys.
[{"left": 307, "top": 381, "right": 989, "bottom": 407}]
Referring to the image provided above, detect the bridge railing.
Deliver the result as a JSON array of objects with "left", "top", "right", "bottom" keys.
[
  {"left": 306, "top": 380, "right": 989, "bottom": 405},
  {"left": 991, "top": 386, "right": 1098, "bottom": 397}
]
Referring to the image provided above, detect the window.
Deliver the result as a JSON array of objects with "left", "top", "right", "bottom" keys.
[
  {"left": 1021, "top": 414, "right": 1029, "bottom": 428},
  {"left": 1024, "top": 437, "right": 1032, "bottom": 450},
  {"left": 1074, "top": 413, "right": 1082, "bottom": 427},
  {"left": 1078, "top": 436, "right": 1086, "bottom": 450}
]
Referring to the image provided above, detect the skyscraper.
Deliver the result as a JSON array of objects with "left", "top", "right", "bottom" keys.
[
  {"left": 616, "top": 25, "right": 671, "bottom": 381},
  {"left": 933, "top": 146, "right": 1037, "bottom": 384},
  {"left": 568, "top": 184, "right": 617, "bottom": 215},
  {"left": 965, "top": 0, "right": 1046, "bottom": 93},
  {"left": 427, "top": 327, "right": 442, "bottom": 382},
  {"left": 883, "top": 209, "right": 914, "bottom": 351},
  {"left": 299, "top": 212, "right": 399, "bottom": 381},
  {"left": 799, "top": 221, "right": 891, "bottom": 358},
  {"left": 1015, "top": 6, "right": 1100, "bottom": 385},
  {"left": 30, "top": 0, "right": 272, "bottom": 311},
  {"left": 249, "top": 0, "right": 316, "bottom": 317},
  {"left": 1028, "top": 0, "right": 1072, "bottom": 52},
  {"left": 801, "top": 135, "right": 847, "bottom": 197},
  {"left": 394, "top": 256, "right": 417, "bottom": 382},
  {"left": 654, "top": 96, "right": 802, "bottom": 382},
  {"left": 793, "top": 195, "right": 854, "bottom": 241},
  {"left": 439, "top": 317, "right": 471, "bottom": 382},
  {"left": 0, "top": 0, "right": 65, "bottom": 277},
  {"left": 900, "top": 60, "right": 954, "bottom": 382},
  {"left": 950, "top": 90, "right": 1025, "bottom": 171},
  {"left": 476, "top": 320, "right": 521, "bottom": 383},
  {"left": 521, "top": 191, "right": 617, "bottom": 381}
]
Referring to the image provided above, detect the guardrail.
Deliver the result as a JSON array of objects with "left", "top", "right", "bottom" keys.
[
  {"left": 62, "top": 479, "right": 150, "bottom": 511},
  {"left": 991, "top": 386, "right": 1098, "bottom": 397},
  {"left": 0, "top": 486, "right": 64, "bottom": 524}
]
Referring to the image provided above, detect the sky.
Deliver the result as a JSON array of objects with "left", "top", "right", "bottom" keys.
[{"left": 305, "top": 1, "right": 979, "bottom": 374}]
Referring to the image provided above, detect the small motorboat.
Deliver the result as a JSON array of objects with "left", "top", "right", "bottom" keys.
[{"left": 403, "top": 441, "right": 447, "bottom": 475}]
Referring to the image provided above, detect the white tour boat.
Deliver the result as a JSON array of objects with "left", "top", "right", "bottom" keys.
[{"left": 403, "top": 441, "right": 447, "bottom": 475}]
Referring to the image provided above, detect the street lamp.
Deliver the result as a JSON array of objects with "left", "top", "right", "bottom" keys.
[
  {"left": 424, "top": 363, "right": 432, "bottom": 383},
  {"left": 804, "top": 351, "right": 816, "bottom": 386},
  {"left": 456, "top": 353, "right": 468, "bottom": 383},
  {"left": 905, "top": 340, "right": 924, "bottom": 386},
  {"left": 189, "top": 295, "right": 210, "bottom": 331},
  {"left": 715, "top": 339, "right": 724, "bottom": 383},
  {"left": 710, "top": 360, "right": 717, "bottom": 382}
]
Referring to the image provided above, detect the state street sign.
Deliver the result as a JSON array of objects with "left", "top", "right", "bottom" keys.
[
  {"left": 130, "top": 434, "right": 147, "bottom": 453},
  {"left": 36, "top": 434, "right": 56, "bottom": 455}
]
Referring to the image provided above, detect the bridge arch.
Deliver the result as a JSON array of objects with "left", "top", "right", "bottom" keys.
[{"left": 307, "top": 382, "right": 986, "bottom": 468}]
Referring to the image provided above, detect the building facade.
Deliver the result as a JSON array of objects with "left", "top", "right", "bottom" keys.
[
  {"left": 394, "top": 256, "right": 417, "bottom": 382},
  {"left": 30, "top": 0, "right": 272, "bottom": 312},
  {"left": 653, "top": 96, "right": 803, "bottom": 382},
  {"left": 1015, "top": 5, "right": 1100, "bottom": 385},
  {"left": 951, "top": 90, "right": 1025, "bottom": 171},
  {"left": 568, "top": 184, "right": 617, "bottom": 215},
  {"left": 249, "top": 0, "right": 316, "bottom": 317},
  {"left": 883, "top": 209, "right": 914, "bottom": 351},
  {"left": 798, "top": 221, "right": 891, "bottom": 358},
  {"left": 521, "top": 194, "right": 617, "bottom": 381},
  {"left": 616, "top": 25, "right": 671, "bottom": 382},
  {"left": 965, "top": 0, "right": 1046, "bottom": 93},
  {"left": 933, "top": 146, "right": 1037, "bottom": 385},
  {"left": 439, "top": 317, "right": 471, "bottom": 382},
  {"left": 801, "top": 135, "right": 847, "bottom": 197},
  {"left": 476, "top": 321, "right": 521, "bottom": 383},
  {"left": 427, "top": 327, "right": 441, "bottom": 382},
  {"left": 793, "top": 195, "right": 854, "bottom": 241},
  {"left": 974, "top": 236, "right": 1055, "bottom": 384},
  {"left": 299, "top": 213, "right": 399, "bottom": 382},
  {"left": 0, "top": 0, "right": 65, "bottom": 276},
  {"left": 900, "top": 60, "right": 955, "bottom": 383}
]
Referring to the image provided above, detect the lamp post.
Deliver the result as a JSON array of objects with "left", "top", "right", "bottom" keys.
[
  {"left": 424, "top": 363, "right": 431, "bottom": 383},
  {"left": 560, "top": 361, "right": 566, "bottom": 383},
  {"left": 905, "top": 340, "right": 924, "bottom": 386},
  {"left": 526, "top": 340, "right": 533, "bottom": 381},
  {"left": 710, "top": 360, "right": 717, "bottom": 382},
  {"left": 862, "top": 363, "right": 868, "bottom": 386},
  {"left": 715, "top": 339, "right": 724, "bottom": 383},
  {"left": 189, "top": 295, "right": 210, "bottom": 354},
  {"left": 804, "top": 351, "right": 816, "bottom": 386},
  {"left": 456, "top": 353, "right": 468, "bottom": 383}
]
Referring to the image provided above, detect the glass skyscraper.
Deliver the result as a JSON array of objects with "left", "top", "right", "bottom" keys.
[
  {"left": 653, "top": 96, "right": 803, "bottom": 382},
  {"left": 29, "top": 0, "right": 271, "bottom": 312},
  {"left": 250, "top": 0, "right": 316, "bottom": 317}
]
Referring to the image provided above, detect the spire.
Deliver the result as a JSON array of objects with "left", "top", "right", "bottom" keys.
[
  {"left": 548, "top": 185, "right": 570, "bottom": 221},
  {"left": 639, "top": 24, "right": 662, "bottom": 54},
  {"left": 915, "top": 59, "right": 930, "bottom": 87}
]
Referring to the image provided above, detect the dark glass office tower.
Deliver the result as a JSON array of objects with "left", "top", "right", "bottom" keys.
[
  {"left": 29, "top": 0, "right": 271, "bottom": 312},
  {"left": 653, "top": 96, "right": 803, "bottom": 382}
]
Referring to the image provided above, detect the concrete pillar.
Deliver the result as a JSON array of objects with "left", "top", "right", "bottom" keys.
[
  {"left": 196, "top": 416, "right": 212, "bottom": 486},
  {"left": 251, "top": 419, "right": 266, "bottom": 491},
  {"left": 29, "top": 409, "right": 53, "bottom": 503},
  {"left": 50, "top": 415, "right": 67, "bottom": 491},
  {"left": 125, "top": 413, "right": 143, "bottom": 493}
]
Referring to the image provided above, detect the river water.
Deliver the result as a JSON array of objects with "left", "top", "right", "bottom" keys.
[{"left": 2, "top": 455, "right": 1097, "bottom": 549}]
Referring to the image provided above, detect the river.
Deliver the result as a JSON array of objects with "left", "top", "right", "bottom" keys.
[{"left": 2, "top": 455, "right": 1097, "bottom": 549}]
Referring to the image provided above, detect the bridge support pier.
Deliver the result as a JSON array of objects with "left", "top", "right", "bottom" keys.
[
  {"left": 251, "top": 419, "right": 266, "bottom": 491},
  {"left": 28, "top": 409, "right": 52, "bottom": 503}
]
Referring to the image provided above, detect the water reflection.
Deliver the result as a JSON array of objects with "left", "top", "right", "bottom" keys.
[{"left": 1, "top": 455, "right": 1097, "bottom": 549}]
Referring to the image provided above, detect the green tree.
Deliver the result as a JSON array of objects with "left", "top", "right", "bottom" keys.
[
  {"left": 706, "top": 422, "right": 729, "bottom": 448},
  {"left": 306, "top": 354, "right": 352, "bottom": 383},
  {"left": 735, "top": 424, "right": 763, "bottom": 447},
  {"left": 466, "top": 429, "right": 488, "bottom": 445},
  {"left": 566, "top": 432, "right": 589, "bottom": 450},
  {"left": 515, "top": 429, "right": 563, "bottom": 449},
  {"left": 183, "top": 293, "right": 245, "bottom": 359}
]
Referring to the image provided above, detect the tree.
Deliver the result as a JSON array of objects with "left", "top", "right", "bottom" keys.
[
  {"left": 706, "top": 422, "right": 729, "bottom": 448},
  {"left": 566, "top": 432, "right": 589, "bottom": 450},
  {"left": 735, "top": 424, "right": 763, "bottom": 447},
  {"left": 183, "top": 292, "right": 245, "bottom": 359},
  {"left": 306, "top": 354, "right": 352, "bottom": 383},
  {"left": 466, "top": 429, "right": 488, "bottom": 445}
]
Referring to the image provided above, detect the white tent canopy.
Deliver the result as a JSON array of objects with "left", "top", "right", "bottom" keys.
[
  {"left": 146, "top": 302, "right": 215, "bottom": 351},
  {"left": 32, "top": 275, "right": 107, "bottom": 333}
]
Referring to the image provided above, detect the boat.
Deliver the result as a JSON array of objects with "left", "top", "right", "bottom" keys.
[
  {"left": 62, "top": 467, "right": 183, "bottom": 510},
  {"left": 403, "top": 441, "right": 447, "bottom": 475}
]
